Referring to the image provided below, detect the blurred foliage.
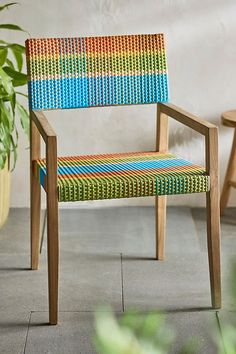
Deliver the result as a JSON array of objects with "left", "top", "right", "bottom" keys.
[
  {"left": 0, "top": 2, "right": 29, "bottom": 170},
  {"left": 94, "top": 261, "right": 236, "bottom": 354},
  {"left": 94, "top": 309, "right": 198, "bottom": 354},
  {"left": 217, "top": 261, "right": 236, "bottom": 354}
]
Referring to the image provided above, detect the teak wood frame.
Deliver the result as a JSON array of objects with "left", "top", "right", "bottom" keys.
[{"left": 30, "top": 102, "right": 221, "bottom": 325}]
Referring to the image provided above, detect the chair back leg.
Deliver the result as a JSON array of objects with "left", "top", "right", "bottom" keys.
[{"left": 30, "top": 118, "right": 41, "bottom": 270}]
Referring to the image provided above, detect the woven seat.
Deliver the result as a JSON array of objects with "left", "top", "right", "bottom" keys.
[{"left": 37, "top": 151, "right": 210, "bottom": 202}]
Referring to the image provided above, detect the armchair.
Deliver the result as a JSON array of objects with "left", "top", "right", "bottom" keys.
[{"left": 26, "top": 34, "right": 221, "bottom": 325}]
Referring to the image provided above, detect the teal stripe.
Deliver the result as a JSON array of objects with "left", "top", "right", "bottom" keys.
[{"left": 56, "top": 158, "right": 194, "bottom": 177}]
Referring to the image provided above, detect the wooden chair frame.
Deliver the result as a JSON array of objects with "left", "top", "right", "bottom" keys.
[{"left": 30, "top": 102, "right": 221, "bottom": 325}]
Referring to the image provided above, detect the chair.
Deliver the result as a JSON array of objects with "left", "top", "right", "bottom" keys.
[{"left": 25, "top": 34, "right": 221, "bottom": 325}]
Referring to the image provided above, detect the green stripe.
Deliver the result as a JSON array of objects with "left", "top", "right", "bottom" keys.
[
  {"left": 86, "top": 52, "right": 167, "bottom": 73},
  {"left": 28, "top": 52, "right": 167, "bottom": 77},
  {"left": 57, "top": 174, "right": 210, "bottom": 202}
]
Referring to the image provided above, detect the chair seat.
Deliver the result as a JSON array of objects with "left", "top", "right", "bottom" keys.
[{"left": 37, "top": 151, "right": 210, "bottom": 202}]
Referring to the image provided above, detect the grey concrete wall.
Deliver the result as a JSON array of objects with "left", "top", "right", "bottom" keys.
[{"left": 2, "top": 0, "right": 236, "bottom": 207}]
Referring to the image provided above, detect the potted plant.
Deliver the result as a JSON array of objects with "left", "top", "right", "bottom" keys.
[{"left": 0, "top": 2, "right": 29, "bottom": 228}]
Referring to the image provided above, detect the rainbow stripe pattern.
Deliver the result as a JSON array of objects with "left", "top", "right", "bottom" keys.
[
  {"left": 25, "top": 34, "right": 169, "bottom": 110},
  {"left": 36, "top": 151, "right": 210, "bottom": 202}
]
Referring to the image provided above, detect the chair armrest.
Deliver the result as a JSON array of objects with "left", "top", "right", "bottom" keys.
[
  {"left": 157, "top": 102, "right": 218, "bottom": 178},
  {"left": 30, "top": 110, "right": 57, "bottom": 191},
  {"left": 159, "top": 102, "right": 216, "bottom": 136},
  {"left": 31, "top": 110, "right": 57, "bottom": 142}
]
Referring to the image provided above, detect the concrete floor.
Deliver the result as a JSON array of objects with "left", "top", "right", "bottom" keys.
[{"left": 0, "top": 206, "right": 235, "bottom": 354}]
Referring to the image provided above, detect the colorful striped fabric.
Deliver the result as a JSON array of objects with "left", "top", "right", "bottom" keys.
[
  {"left": 25, "top": 34, "right": 169, "bottom": 110},
  {"left": 36, "top": 152, "right": 210, "bottom": 202}
]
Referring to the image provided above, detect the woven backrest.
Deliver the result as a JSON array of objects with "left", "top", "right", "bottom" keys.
[{"left": 26, "top": 34, "right": 169, "bottom": 110}]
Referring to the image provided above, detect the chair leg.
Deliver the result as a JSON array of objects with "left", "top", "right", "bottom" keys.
[
  {"left": 155, "top": 196, "right": 167, "bottom": 260},
  {"left": 220, "top": 129, "right": 236, "bottom": 215},
  {"left": 30, "top": 173, "right": 41, "bottom": 270},
  {"left": 30, "top": 115, "right": 41, "bottom": 271},
  {"left": 206, "top": 189, "right": 221, "bottom": 309},
  {"left": 47, "top": 189, "right": 59, "bottom": 325}
]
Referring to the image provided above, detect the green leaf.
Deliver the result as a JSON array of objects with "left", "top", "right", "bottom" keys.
[
  {"left": 6, "top": 58, "right": 15, "bottom": 70},
  {"left": 10, "top": 46, "right": 23, "bottom": 71},
  {"left": 17, "top": 102, "right": 29, "bottom": 137},
  {"left": 0, "top": 24, "right": 26, "bottom": 32},
  {"left": 9, "top": 92, "right": 16, "bottom": 114},
  {"left": 12, "top": 78, "right": 26, "bottom": 87},
  {"left": 0, "top": 154, "right": 7, "bottom": 170},
  {"left": 0, "top": 66, "right": 14, "bottom": 95},
  {"left": 16, "top": 91, "right": 28, "bottom": 98},
  {"left": 0, "top": 43, "right": 25, "bottom": 70},
  {"left": 0, "top": 100, "right": 12, "bottom": 135},
  {"left": 10, "top": 135, "right": 17, "bottom": 170},
  {"left": 0, "top": 2, "right": 18, "bottom": 11},
  {"left": 0, "top": 42, "right": 25, "bottom": 52},
  {"left": 3, "top": 66, "right": 27, "bottom": 85},
  {"left": 0, "top": 48, "right": 8, "bottom": 65},
  {"left": 9, "top": 43, "right": 25, "bottom": 53}
]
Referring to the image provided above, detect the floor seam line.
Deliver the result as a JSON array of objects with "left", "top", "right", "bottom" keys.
[
  {"left": 40, "top": 211, "right": 47, "bottom": 254},
  {"left": 120, "top": 252, "right": 125, "bottom": 312},
  {"left": 215, "top": 311, "right": 227, "bottom": 354},
  {"left": 23, "top": 311, "right": 32, "bottom": 354}
]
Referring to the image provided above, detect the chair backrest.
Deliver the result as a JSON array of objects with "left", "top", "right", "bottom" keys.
[{"left": 26, "top": 34, "right": 169, "bottom": 110}]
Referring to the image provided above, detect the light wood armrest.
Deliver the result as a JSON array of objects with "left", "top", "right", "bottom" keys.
[
  {"left": 157, "top": 102, "right": 218, "bottom": 177},
  {"left": 159, "top": 102, "right": 216, "bottom": 136},
  {"left": 31, "top": 110, "right": 57, "bottom": 142},
  {"left": 30, "top": 110, "right": 57, "bottom": 190}
]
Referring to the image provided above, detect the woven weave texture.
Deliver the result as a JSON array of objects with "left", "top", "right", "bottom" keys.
[
  {"left": 37, "top": 152, "right": 210, "bottom": 202},
  {"left": 26, "top": 34, "right": 169, "bottom": 110}
]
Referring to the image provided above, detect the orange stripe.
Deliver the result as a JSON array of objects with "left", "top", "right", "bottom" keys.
[
  {"left": 38, "top": 151, "right": 170, "bottom": 165},
  {"left": 26, "top": 34, "right": 166, "bottom": 57}
]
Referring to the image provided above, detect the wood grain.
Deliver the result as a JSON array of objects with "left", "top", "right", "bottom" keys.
[
  {"left": 31, "top": 110, "right": 57, "bottom": 142},
  {"left": 205, "top": 127, "right": 221, "bottom": 308},
  {"left": 221, "top": 110, "right": 236, "bottom": 128},
  {"left": 160, "top": 102, "right": 215, "bottom": 136},
  {"left": 158, "top": 102, "right": 221, "bottom": 308},
  {"left": 46, "top": 135, "right": 59, "bottom": 325},
  {"left": 155, "top": 104, "right": 168, "bottom": 260}
]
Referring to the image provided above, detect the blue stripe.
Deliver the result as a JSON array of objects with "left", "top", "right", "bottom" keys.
[
  {"left": 88, "top": 74, "right": 169, "bottom": 106},
  {"left": 40, "top": 167, "right": 46, "bottom": 186},
  {"left": 56, "top": 158, "right": 192, "bottom": 176},
  {"left": 29, "top": 74, "right": 169, "bottom": 110},
  {"left": 29, "top": 77, "right": 89, "bottom": 110}
]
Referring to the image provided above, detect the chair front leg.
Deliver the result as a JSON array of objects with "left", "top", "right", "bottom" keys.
[
  {"left": 155, "top": 196, "right": 167, "bottom": 260},
  {"left": 46, "top": 136, "right": 59, "bottom": 325},
  {"left": 30, "top": 117, "right": 41, "bottom": 270},
  {"left": 206, "top": 188, "right": 221, "bottom": 308},
  {"left": 206, "top": 128, "right": 221, "bottom": 309},
  {"left": 155, "top": 104, "right": 169, "bottom": 260}
]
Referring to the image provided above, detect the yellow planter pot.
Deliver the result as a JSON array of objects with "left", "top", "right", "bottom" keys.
[{"left": 0, "top": 160, "right": 11, "bottom": 228}]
